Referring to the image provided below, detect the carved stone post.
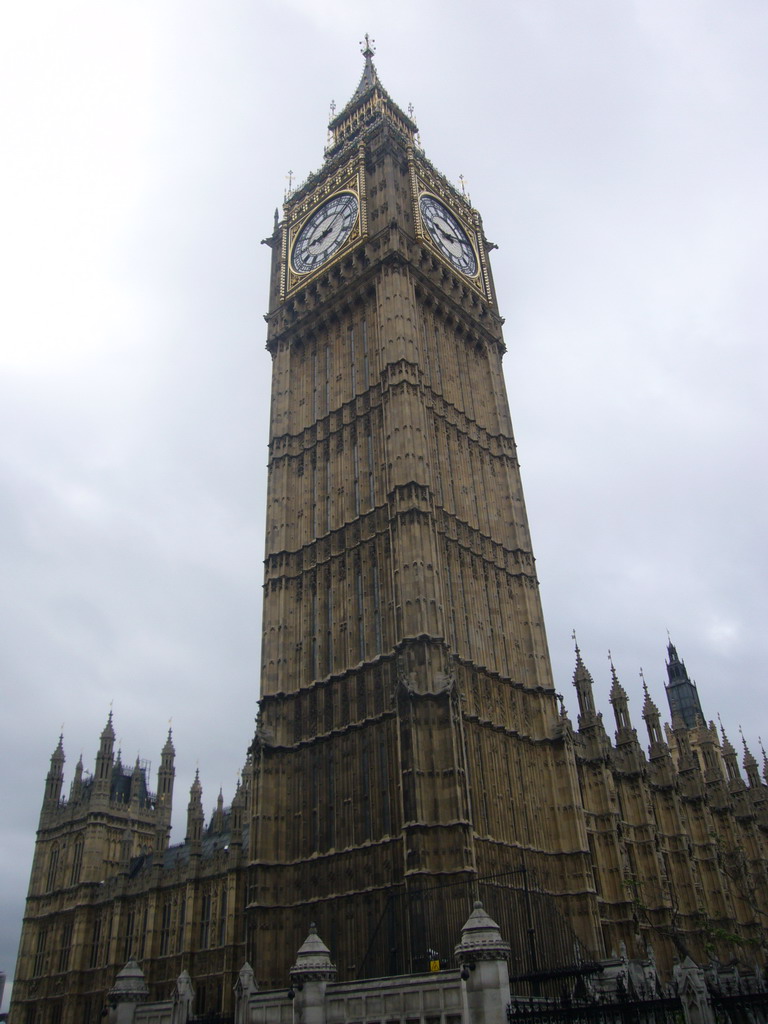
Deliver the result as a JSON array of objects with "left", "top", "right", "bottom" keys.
[
  {"left": 172, "top": 970, "right": 195, "bottom": 1024},
  {"left": 107, "top": 960, "right": 149, "bottom": 1024},
  {"left": 289, "top": 924, "right": 337, "bottom": 1024},
  {"left": 234, "top": 962, "right": 258, "bottom": 1024},
  {"left": 455, "top": 902, "right": 511, "bottom": 1024},
  {"left": 675, "top": 957, "right": 715, "bottom": 1024}
]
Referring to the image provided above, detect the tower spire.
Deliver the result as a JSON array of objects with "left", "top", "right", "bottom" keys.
[
  {"left": 44, "top": 734, "right": 66, "bottom": 806},
  {"left": 326, "top": 38, "right": 416, "bottom": 154}
]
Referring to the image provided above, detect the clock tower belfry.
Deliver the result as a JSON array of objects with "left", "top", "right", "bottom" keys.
[{"left": 249, "top": 43, "right": 601, "bottom": 985}]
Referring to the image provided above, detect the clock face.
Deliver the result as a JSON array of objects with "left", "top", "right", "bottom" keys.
[
  {"left": 291, "top": 192, "right": 359, "bottom": 274},
  {"left": 419, "top": 195, "right": 477, "bottom": 276}
]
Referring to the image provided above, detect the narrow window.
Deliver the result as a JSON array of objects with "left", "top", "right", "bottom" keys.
[
  {"left": 219, "top": 886, "right": 227, "bottom": 947},
  {"left": 372, "top": 560, "right": 383, "bottom": 653},
  {"left": 326, "top": 576, "right": 334, "bottom": 673},
  {"left": 199, "top": 891, "right": 211, "bottom": 949},
  {"left": 362, "top": 318, "right": 369, "bottom": 386},
  {"left": 356, "top": 567, "right": 365, "bottom": 661},
  {"left": 46, "top": 844, "right": 59, "bottom": 892},
  {"left": 33, "top": 927, "right": 48, "bottom": 977}
]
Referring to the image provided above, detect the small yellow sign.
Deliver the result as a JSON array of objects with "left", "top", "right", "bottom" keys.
[{"left": 429, "top": 960, "right": 440, "bottom": 973}]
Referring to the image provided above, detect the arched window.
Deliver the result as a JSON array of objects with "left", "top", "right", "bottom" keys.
[
  {"left": 46, "top": 845, "right": 59, "bottom": 892},
  {"left": 70, "top": 839, "right": 83, "bottom": 885}
]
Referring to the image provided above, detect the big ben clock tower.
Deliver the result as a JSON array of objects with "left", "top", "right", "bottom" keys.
[{"left": 248, "top": 41, "right": 601, "bottom": 985}]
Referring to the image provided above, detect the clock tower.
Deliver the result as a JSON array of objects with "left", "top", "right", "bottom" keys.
[{"left": 248, "top": 42, "right": 601, "bottom": 985}]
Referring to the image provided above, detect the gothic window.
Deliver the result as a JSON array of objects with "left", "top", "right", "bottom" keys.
[
  {"left": 159, "top": 901, "right": 172, "bottom": 956},
  {"left": 176, "top": 891, "right": 186, "bottom": 952},
  {"left": 122, "top": 909, "right": 135, "bottom": 962},
  {"left": 325, "top": 343, "right": 332, "bottom": 415},
  {"left": 46, "top": 844, "right": 59, "bottom": 892},
  {"left": 200, "top": 890, "right": 212, "bottom": 948},
  {"left": 326, "top": 575, "right": 334, "bottom": 673},
  {"left": 379, "top": 740, "right": 391, "bottom": 835},
  {"left": 325, "top": 452, "right": 332, "bottom": 533},
  {"left": 219, "top": 886, "right": 228, "bottom": 946},
  {"left": 367, "top": 426, "right": 375, "bottom": 508},
  {"left": 349, "top": 324, "right": 357, "bottom": 395},
  {"left": 33, "top": 926, "right": 49, "bottom": 977},
  {"left": 312, "top": 348, "right": 318, "bottom": 421},
  {"left": 372, "top": 561, "right": 383, "bottom": 654},
  {"left": 361, "top": 318, "right": 369, "bottom": 386},
  {"left": 89, "top": 917, "right": 101, "bottom": 969},
  {"left": 325, "top": 754, "right": 336, "bottom": 849},
  {"left": 356, "top": 566, "right": 365, "bottom": 661},
  {"left": 360, "top": 734, "right": 372, "bottom": 840},
  {"left": 310, "top": 753, "right": 320, "bottom": 852},
  {"left": 353, "top": 437, "right": 361, "bottom": 516},
  {"left": 433, "top": 322, "right": 443, "bottom": 391},
  {"left": 311, "top": 582, "right": 319, "bottom": 678},
  {"left": 58, "top": 919, "right": 73, "bottom": 972}
]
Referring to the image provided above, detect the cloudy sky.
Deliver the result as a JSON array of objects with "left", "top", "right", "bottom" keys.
[{"left": 2, "top": 0, "right": 767, "bottom": 1002}]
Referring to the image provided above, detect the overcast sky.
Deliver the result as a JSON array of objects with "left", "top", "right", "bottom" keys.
[{"left": 2, "top": 0, "right": 767, "bottom": 1004}]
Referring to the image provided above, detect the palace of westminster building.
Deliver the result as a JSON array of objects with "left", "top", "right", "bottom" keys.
[{"left": 10, "top": 46, "right": 768, "bottom": 1024}]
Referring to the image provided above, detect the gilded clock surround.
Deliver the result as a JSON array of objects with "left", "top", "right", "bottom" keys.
[{"left": 282, "top": 161, "right": 367, "bottom": 297}]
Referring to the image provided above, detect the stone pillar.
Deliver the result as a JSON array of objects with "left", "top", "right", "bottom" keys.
[
  {"left": 107, "top": 960, "right": 149, "bottom": 1024},
  {"left": 234, "top": 962, "right": 258, "bottom": 1024},
  {"left": 172, "top": 970, "right": 195, "bottom": 1024},
  {"left": 289, "top": 924, "right": 337, "bottom": 1024},
  {"left": 455, "top": 902, "right": 511, "bottom": 1024},
  {"left": 674, "top": 957, "right": 715, "bottom": 1024}
]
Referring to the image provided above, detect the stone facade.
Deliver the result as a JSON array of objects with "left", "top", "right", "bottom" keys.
[{"left": 9, "top": 49, "right": 768, "bottom": 1024}]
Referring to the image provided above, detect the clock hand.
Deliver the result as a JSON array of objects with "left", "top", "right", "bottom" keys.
[{"left": 310, "top": 210, "right": 345, "bottom": 247}]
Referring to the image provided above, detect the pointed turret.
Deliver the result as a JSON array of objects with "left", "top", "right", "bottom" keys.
[
  {"left": 69, "top": 753, "right": 84, "bottom": 803},
  {"left": 608, "top": 657, "right": 633, "bottom": 735},
  {"left": 230, "top": 779, "right": 245, "bottom": 851},
  {"left": 156, "top": 728, "right": 175, "bottom": 816},
  {"left": 326, "top": 36, "right": 417, "bottom": 156},
  {"left": 211, "top": 788, "right": 225, "bottom": 834},
  {"left": 570, "top": 641, "right": 610, "bottom": 759},
  {"left": 742, "top": 733, "right": 761, "bottom": 789},
  {"left": 130, "top": 757, "right": 143, "bottom": 807},
  {"left": 572, "top": 640, "right": 597, "bottom": 722},
  {"left": 186, "top": 771, "right": 204, "bottom": 851},
  {"left": 641, "top": 678, "right": 665, "bottom": 750},
  {"left": 44, "top": 735, "right": 65, "bottom": 806},
  {"left": 664, "top": 639, "right": 704, "bottom": 730},
  {"left": 94, "top": 711, "right": 116, "bottom": 791},
  {"left": 719, "top": 724, "right": 743, "bottom": 786}
]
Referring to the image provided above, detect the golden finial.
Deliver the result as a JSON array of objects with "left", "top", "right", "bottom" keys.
[
  {"left": 571, "top": 629, "right": 580, "bottom": 655},
  {"left": 360, "top": 34, "right": 376, "bottom": 58},
  {"left": 459, "top": 174, "right": 468, "bottom": 196}
]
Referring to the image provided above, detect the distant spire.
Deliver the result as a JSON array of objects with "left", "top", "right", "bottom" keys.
[
  {"left": 571, "top": 638, "right": 597, "bottom": 722},
  {"left": 608, "top": 655, "right": 632, "bottom": 733},
  {"left": 348, "top": 35, "right": 379, "bottom": 105},
  {"left": 162, "top": 727, "right": 175, "bottom": 757},
  {"left": 640, "top": 673, "right": 664, "bottom": 750},
  {"left": 719, "top": 719, "right": 742, "bottom": 784},
  {"left": 101, "top": 710, "right": 115, "bottom": 741},
  {"left": 326, "top": 37, "right": 416, "bottom": 154},
  {"left": 741, "top": 730, "right": 760, "bottom": 787}
]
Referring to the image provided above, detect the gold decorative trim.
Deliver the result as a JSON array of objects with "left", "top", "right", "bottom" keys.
[
  {"left": 413, "top": 178, "right": 484, "bottom": 290},
  {"left": 283, "top": 156, "right": 366, "bottom": 295}
]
